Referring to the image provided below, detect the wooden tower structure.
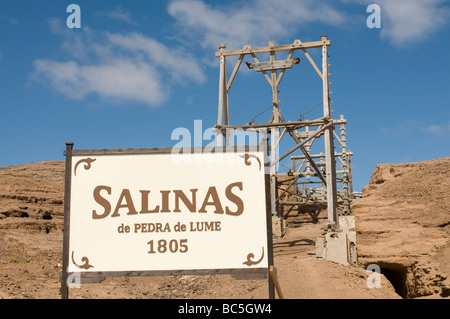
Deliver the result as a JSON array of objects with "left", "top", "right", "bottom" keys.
[{"left": 214, "top": 37, "right": 358, "bottom": 264}]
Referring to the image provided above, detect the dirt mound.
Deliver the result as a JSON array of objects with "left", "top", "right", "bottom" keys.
[{"left": 1, "top": 158, "right": 448, "bottom": 299}]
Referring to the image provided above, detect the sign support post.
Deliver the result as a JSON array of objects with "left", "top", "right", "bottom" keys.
[
  {"left": 265, "top": 170, "right": 275, "bottom": 299},
  {"left": 61, "top": 142, "right": 73, "bottom": 299}
]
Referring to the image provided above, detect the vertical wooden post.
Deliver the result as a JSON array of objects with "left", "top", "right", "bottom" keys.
[
  {"left": 269, "top": 41, "right": 280, "bottom": 218},
  {"left": 321, "top": 35, "right": 339, "bottom": 230},
  {"left": 217, "top": 44, "right": 227, "bottom": 147},
  {"left": 305, "top": 126, "right": 311, "bottom": 180},
  {"left": 292, "top": 157, "right": 298, "bottom": 201},
  {"left": 265, "top": 170, "right": 275, "bottom": 299},
  {"left": 348, "top": 150, "right": 354, "bottom": 198},
  {"left": 61, "top": 142, "right": 73, "bottom": 299},
  {"left": 340, "top": 115, "right": 350, "bottom": 215},
  {"left": 223, "top": 54, "right": 230, "bottom": 146}
]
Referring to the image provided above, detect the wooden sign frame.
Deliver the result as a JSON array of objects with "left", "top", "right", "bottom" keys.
[{"left": 60, "top": 143, "right": 275, "bottom": 299}]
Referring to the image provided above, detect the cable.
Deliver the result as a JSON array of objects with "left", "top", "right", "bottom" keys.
[
  {"left": 230, "top": 105, "right": 273, "bottom": 124},
  {"left": 299, "top": 102, "right": 323, "bottom": 121}
]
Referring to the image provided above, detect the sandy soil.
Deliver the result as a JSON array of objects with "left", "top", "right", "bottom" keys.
[{"left": 0, "top": 158, "right": 448, "bottom": 299}]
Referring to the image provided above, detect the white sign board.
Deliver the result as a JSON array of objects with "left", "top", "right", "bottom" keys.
[{"left": 65, "top": 148, "right": 270, "bottom": 276}]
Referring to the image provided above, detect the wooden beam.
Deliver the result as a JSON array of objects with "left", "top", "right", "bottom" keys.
[
  {"left": 280, "top": 112, "right": 327, "bottom": 186},
  {"left": 294, "top": 39, "right": 323, "bottom": 80},
  {"left": 270, "top": 266, "right": 284, "bottom": 299},
  {"left": 246, "top": 57, "right": 299, "bottom": 72},
  {"left": 291, "top": 151, "right": 353, "bottom": 160},
  {"left": 215, "top": 117, "right": 342, "bottom": 131},
  {"left": 297, "top": 143, "right": 327, "bottom": 186},
  {"left": 251, "top": 53, "right": 273, "bottom": 86},
  {"left": 269, "top": 41, "right": 279, "bottom": 219},
  {"left": 217, "top": 44, "right": 227, "bottom": 146},
  {"left": 216, "top": 39, "right": 331, "bottom": 57},
  {"left": 223, "top": 58, "right": 230, "bottom": 145},
  {"left": 276, "top": 49, "right": 295, "bottom": 87},
  {"left": 270, "top": 123, "right": 332, "bottom": 168},
  {"left": 321, "top": 35, "right": 339, "bottom": 229},
  {"left": 227, "top": 54, "right": 245, "bottom": 92}
]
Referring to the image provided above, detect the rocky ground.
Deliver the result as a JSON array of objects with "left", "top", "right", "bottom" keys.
[
  {"left": 352, "top": 157, "right": 450, "bottom": 298},
  {"left": 0, "top": 158, "right": 448, "bottom": 299}
]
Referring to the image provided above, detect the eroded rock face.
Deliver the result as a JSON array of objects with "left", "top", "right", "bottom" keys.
[
  {"left": 0, "top": 161, "right": 64, "bottom": 232},
  {"left": 353, "top": 157, "right": 450, "bottom": 298}
]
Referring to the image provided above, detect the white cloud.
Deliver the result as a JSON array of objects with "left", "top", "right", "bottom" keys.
[
  {"left": 380, "top": 0, "right": 449, "bottom": 45},
  {"left": 32, "top": 59, "right": 166, "bottom": 105},
  {"left": 379, "top": 119, "right": 418, "bottom": 137},
  {"left": 106, "top": 32, "right": 206, "bottom": 84},
  {"left": 168, "top": 0, "right": 347, "bottom": 50},
  {"left": 380, "top": 119, "right": 450, "bottom": 138},
  {"left": 358, "top": 0, "right": 450, "bottom": 45},
  {"left": 47, "top": 18, "right": 96, "bottom": 61},
  {"left": 31, "top": 19, "right": 205, "bottom": 107},
  {"left": 169, "top": 0, "right": 450, "bottom": 49},
  {"left": 95, "top": 6, "right": 137, "bottom": 25},
  {"left": 420, "top": 122, "right": 450, "bottom": 136},
  {"left": 0, "top": 15, "right": 19, "bottom": 26}
]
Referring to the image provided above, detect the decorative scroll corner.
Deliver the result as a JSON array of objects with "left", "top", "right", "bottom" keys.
[
  {"left": 243, "top": 247, "right": 264, "bottom": 266},
  {"left": 239, "top": 153, "right": 262, "bottom": 171},
  {"left": 74, "top": 158, "right": 96, "bottom": 176},
  {"left": 71, "top": 251, "right": 94, "bottom": 270}
]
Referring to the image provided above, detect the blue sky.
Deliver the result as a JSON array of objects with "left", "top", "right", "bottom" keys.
[{"left": 0, "top": 0, "right": 449, "bottom": 192}]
